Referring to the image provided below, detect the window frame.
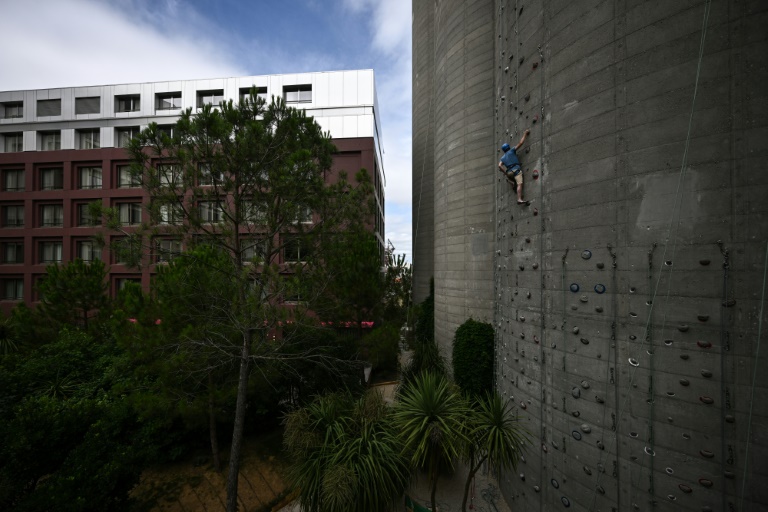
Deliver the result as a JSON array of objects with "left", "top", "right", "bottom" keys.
[
  {"left": 117, "top": 202, "right": 142, "bottom": 226},
  {"left": 3, "top": 132, "right": 23, "bottom": 153},
  {"left": 39, "top": 204, "right": 64, "bottom": 227},
  {"left": 115, "top": 94, "right": 140, "bottom": 113},
  {"left": 198, "top": 201, "right": 224, "bottom": 224},
  {"left": 40, "top": 131, "right": 61, "bottom": 151},
  {"left": 76, "top": 202, "right": 101, "bottom": 227},
  {"left": 196, "top": 89, "right": 225, "bottom": 108},
  {"left": 239, "top": 87, "right": 268, "bottom": 103},
  {"left": 155, "top": 92, "right": 182, "bottom": 111},
  {"left": 39, "top": 240, "right": 63, "bottom": 264},
  {"left": 2, "top": 241, "right": 24, "bottom": 264},
  {"left": 117, "top": 165, "right": 141, "bottom": 188},
  {"left": 2, "top": 277, "right": 23, "bottom": 300},
  {"left": 3, "top": 204, "right": 25, "bottom": 228},
  {"left": 75, "top": 96, "right": 100, "bottom": 115},
  {"left": 75, "top": 240, "right": 102, "bottom": 262},
  {"left": 78, "top": 166, "right": 102, "bottom": 189},
  {"left": 3, "top": 169, "right": 24, "bottom": 191},
  {"left": 155, "top": 238, "right": 182, "bottom": 263},
  {"left": 2, "top": 101, "right": 23, "bottom": 119},
  {"left": 39, "top": 167, "right": 64, "bottom": 190},
  {"left": 116, "top": 127, "right": 140, "bottom": 148},
  {"left": 283, "top": 84, "right": 312, "bottom": 103},
  {"left": 77, "top": 128, "right": 101, "bottom": 149}
]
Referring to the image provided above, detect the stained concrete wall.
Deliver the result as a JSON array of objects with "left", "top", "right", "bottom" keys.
[
  {"left": 412, "top": 0, "right": 436, "bottom": 303},
  {"left": 493, "top": 0, "right": 768, "bottom": 510},
  {"left": 432, "top": 0, "right": 498, "bottom": 353},
  {"left": 414, "top": 0, "right": 768, "bottom": 510}
]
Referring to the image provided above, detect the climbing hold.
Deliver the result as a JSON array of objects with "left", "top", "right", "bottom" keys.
[
  {"left": 700, "top": 450, "right": 714, "bottom": 458},
  {"left": 594, "top": 284, "right": 606, "bottom": 294},
  {"left": 667, "top": 495, "right": 677, "bottom": 501},
  {"left": 527, "top": 291, "right": 532, "bottom": 298},
  {"left": 520, "top": 401, "right": 527, "bottom": 409},
  {"left": 725, "top": 414, "right": 735, "bottom": 423},
  {"left": 682, "top": 433, "right": 691, "bottom": 440},
  {"left": 571, "top": 387, "right": 581, "bottom": 398},
  {"left": 630, "top": 432, "right": 639, "bottom": 438},
  {"left": 551, "top": 440, "right": 559, "bottom": 450},
  {"left": 532, "top": 114, "right": 539, "bottom": 124},
  {"left": 504, "top": 66, "right": 509, "bottom": 73},
  {"left": 581, "top": 250, "right": 592, "bottom": 260},
  {"left": 532, "top": 61, "right": 539, "bottom": 69},
  {"left": 572, "top": 411, "right": 580, "bottom": 417},
  {"left": 520, "top": 316, "right": 525, "bottom": 322},
  {"left": 570, "top": 304, "right": 578, "bottom": 311},
  {"left": 573, "top": 327, "right": 579, "bottom": 334},
  {"left": 570, "top": 283, "right": 580, "bottom": 292},
  {"left": 580, "top": 295, "right": 588, "bottom": 303},
  {"left": 697, "top": 341, "right": 712, "bottom": 349},
  {"left": 680, "top": 354, "right": 689, "bottom": 360},
  {"left": 645, "top": 447, "right": 655, "bottom": 456},
  {"left": 519, "top": 265, "right": 525, "bottom": 271},
  {"left": 665, "top": 260, "right": 673, "bottom": 266},
  {"left": 595, "top": 306, "right": 603, "bottom": 313},
  {"left": 580, "top": 338, "right": 589, "bottom": 345},
  {"left": 542, "top": 444, "right": 548, "bottom": 453},
  {"left": 533, "top": 335, "right": 539, "bottom": 343},
  {"left": 699, "top": 259, "right": 710, "bottom": 265},
  {"left": 501, "top": 96, "right": 506, "bottom": 101},
  {"left": 679, "top": 379, "right": 690, "bottom": 386},
  {"left": 581, "top": 424, "right": 591, "bottom": 433},
  {"left": 525, "top": 237, "right": 531, "bottom": 243},
  {"left": 551, "top": 479, "right": 559, "bottom": 489},
  {"left": 666, "top": 467, "right": 674, "bottom": 475},
  {"left": 629, "top": 357, "right": 639, "bottom": 367},
  {"left": 561, "top": 496, "right": 571, "bottom": 507},
  {"left": 533, "top": 485, "right": 540, "bottom": 492},
  {"left": 533, "top": 208, "right": 538, "bottom": 216},
  {"left": 581, "top": 380, "right": 590, "bottom": 389},
  {"left": 520, "top": 473, "right": 525, "bottom": 480},
  {"left": 595, "top": 396, "right": 605, "bottom": 404},
  {"left": 664, "top": 339, "right": 673, "bottom": 346},
  {"left": 533, "top": 169, "right": 539, "bottom": 179},
  {"left": 699, "top": 478, "right": 713, "bottom": 488},
  {"left": 630, "top": 335, "right": 637, "bottom": 341},
  {"left": 520, "top": 333, "right": 525, "bottom": 339},
  {"left": 679, "top": 484, "right": 692, "bottom": 494},
  {"left": 597, "top": 440, "right": 604, "bottom": 450},
  {"left": 524, "top": 93, "right": 530, "bottom": 101},
  {"left": 571, "top": 431, "right": 580, "bottom": 443},
  {"left": 629, "top": 312, "right": 638, "bottom": 318},
  {"left": 723, "top": 298, "right": 736, "bottom": 307},
  {"left": 678, "top": 324, "right": 689, "bottom": 332},
  {"left": 724, "top": 471, "right": 735, "bottom": 479},
  {"left": 698, "top": 315, "right": 709, "bottom": 322},
  {"left": 701, "top": 369, "right": 713, "bottom": 378},
  {"left": 533, "top": 262, "right": 539, "bottom": 269},
  {"left": 666, "top": 391, "right": 676, "bottom": 397},
  {"left": 596, "top": 262, "right": 604, "bottom": 269},
  {"left": 596, "top": 485, "right": 605, "bottom": 495},
  {"left": 583, "top": 466, "right": 592, "bottom": 475}
]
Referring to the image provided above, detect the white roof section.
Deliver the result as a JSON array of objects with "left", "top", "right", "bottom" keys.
[{"left": 0, "top": 69, "right": 381, "bottom": 156}]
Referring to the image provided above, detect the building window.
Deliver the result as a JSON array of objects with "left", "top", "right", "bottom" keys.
[
  {"left": 115, "top": 277, "right": 140, "bottom": 292},
  {"left": 196, "top": 89, "right": 224, "bottom": 108},
  {"left": 3, "top": 241, "right": 23, "bottom": 264},
  {"left": 40, "top": 167, "right": 63, "bottom": 190},
  {"left": 116, "top": 94, "right": 140, "bottom": 113},
  {"left": 1, "top": 101, "right": 23, "bottom": 119},
  {"left": 241, "top": 238, "right": 264, "bottom": 264},
  {"left": 2, "top": 278, "right": 23, "bottom": 300},
  {"left": 157, "top": 125, "right": 176, "bottom": 139},
  {"left": 37, "top": 99, "right": 61, "bottom": 117},
  {"left": 75, "top": 96, "right": 100, "bottom": 115},
  {"left": 158, "top": 164, "right": 181, "bottom": 187},
  {"left": 243, "top": 200, "right": 266, "bottom": 224},
  {"left": 239, "top": 87, "right": 267, "bottom": 103},
  {"left": 156, "top": 92, "right": 182, "bottom": 111},
  {"left": 284, "top": 237, "right": 310, "bottom": 263},
  {"left": 3, "top": 169, "right": 24, "bottom": 191},
  {"left": 199, "top": 201, "right": 224, "bottom": 224},
  {"left": 77, "top": 202, "right": 101, "bottom": 226},
  {"left": 118, "top": 203, "right": 142, "bottom": 226},
  {"left": 77, "top": 129, "right": 100, "bottom": 149},
  {"left": 116, "top": 127, "right": 140, "bottom": 148},
  {"left": 3, "top": 205, "right": 24, "bottom": 227},
  {"left": 294, "top": 206, "right": 312, "bottom": 224},
  {"left": 76, "top": 240, "right": 102, "bottom": 262},
  {"left": 3, "top": 132, "right": 23, "bottom": 153},
  {"left": 40, "top": 131, "right": 61, "bottom": 151},
  {"left": 155, "top": 239, "right": 181, "bottom": 263},
  {"left": 199, "top": 163, "right": 223, "bottom": 186},
  {"left": 283, "top": 85, "right": 312, "bottom": 103},
  {"left": 39, "top": 241, "right": 63, "bottom": 263},
  {"left": 40, "top": 204, "right": 63, "bottom": 227},
  {"left": 117, "top": 165, "right": 141, "bottom": 188},
  {"left": 158, "top": 202, "right": 183, "bottom": 225},
  {"left": 78, "top": 166, "right": 102, "bottom": 189}
]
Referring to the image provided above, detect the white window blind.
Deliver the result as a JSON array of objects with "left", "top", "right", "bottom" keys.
[
  {"left": 75, "top": 97, "right": 100, "bottom": 114},
  {"left": 37, "top": 99, "right": 61, "bottom": 117}
]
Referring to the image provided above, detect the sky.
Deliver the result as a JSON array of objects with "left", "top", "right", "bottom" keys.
[{"left": 0, "top": 0, "right": 413, "bottom": 261}]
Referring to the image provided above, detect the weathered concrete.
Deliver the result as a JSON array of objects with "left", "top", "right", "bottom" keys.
[{"left": 413, "top": 0, "right": 768, "bottom": 510}]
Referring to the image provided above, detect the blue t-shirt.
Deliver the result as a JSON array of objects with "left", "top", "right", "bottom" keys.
[{"left": 500, "top": 148, "right": 521, "bottom": 171}]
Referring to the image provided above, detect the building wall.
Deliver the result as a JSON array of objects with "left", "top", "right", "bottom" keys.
[{"left": 416, "top": 0, "right": 768, "bottom": 510}]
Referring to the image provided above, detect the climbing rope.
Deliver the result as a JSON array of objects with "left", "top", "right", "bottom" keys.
[
  {"left": 589, "top": 0, "right": 713, "bottom": 509},
  {"left": 739, "top": 241, "right": 767, "bottom": 510}
]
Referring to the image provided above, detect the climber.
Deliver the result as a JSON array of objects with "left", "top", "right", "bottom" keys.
[{"left": 498, "top": 128, "right": 531, "bottom": 205}]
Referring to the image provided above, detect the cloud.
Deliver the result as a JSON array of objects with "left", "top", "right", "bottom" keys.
[{"left": 0, "top": 0, "right": 245, "bottom": 90}]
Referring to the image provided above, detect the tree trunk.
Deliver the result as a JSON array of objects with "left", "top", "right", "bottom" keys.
[
  {"left": 208, "top": 372, "right": 221, "bottom": 472},
  {"left": 461, "top": 453, "right": 486, "bottom": 512},
  {"left": 225, "top": 329, "right": 252, "bottom": 512}
]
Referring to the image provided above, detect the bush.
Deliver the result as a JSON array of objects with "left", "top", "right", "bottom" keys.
[
  {"left": 363, "top": 324, "right": 400, "bottom": 374},
  {"left": 452, "top": 319, "right": 494, "bottom": 397}
]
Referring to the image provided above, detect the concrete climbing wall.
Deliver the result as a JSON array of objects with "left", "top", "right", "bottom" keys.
[
  {"left": 412, "top": 0, "right": 436, "bottom": 304},
  {"left": 431, "top": 0, "right": 497, "bottom": 354},
  {"left": 492, "top": 0, "right": 768, "bottom": 511}
]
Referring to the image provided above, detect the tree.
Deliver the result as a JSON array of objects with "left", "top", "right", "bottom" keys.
[
  {"left": 116, "top": 91, "right": 372, "bottom": 511},
  {"left": 284, "top": 390, "right": 410, "bottom": 512},
  {"left": 452, "top": 319, "right": 494, "bottom": 398},
  {"left": 382, "top": 251, "right": 412, "bottom": 325},
  {"left": 461, "top": 393, "right": 529, "bottom": 511},
  {"left": 36, "top": 258, "right": 109, "bottom": 331},
  {"left": 394, "top": 371, "right": 470, "bottom": 512}
]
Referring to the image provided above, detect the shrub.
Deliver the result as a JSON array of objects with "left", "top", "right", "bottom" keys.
[
  {"left": 452, "top": 319, "right": 494, "bottom": 397},
  {"left": 363, "top": 324, "right": 400, "bottom": 373}
]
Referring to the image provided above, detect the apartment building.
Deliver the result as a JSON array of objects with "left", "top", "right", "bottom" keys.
[{"left": 0, "top": 70, "right": 385, "bottom": 310}]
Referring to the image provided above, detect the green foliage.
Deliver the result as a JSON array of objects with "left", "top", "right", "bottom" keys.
[
  {"left": 413, "top": 278, "right": 434, "bottom": 345},
  {"left": 36, "top": 258, "right": 109, "bottom": 331},
  {"left": 382, "top": 252, "right": 412, "bottom": 325},
  {"left": 284, "top": 391, "right": 409, "bottom": 512},
  {"left": 452, "top": 319, "right": 495, "bottom": 398},
  {"left": 393, "top": 371, "right": 470, "bottom": 512},
  {"left": 362, "top": 324, "right": 400, "bottom": 374},
  {"left": 401, "top": 280, "right": 445, "bottom": 383},
  {"left": 0, "top": 329, "right": 183, "bottom": 511}
]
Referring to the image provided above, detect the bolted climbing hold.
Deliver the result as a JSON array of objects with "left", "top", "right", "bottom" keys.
[
  {"left": 595, "top": 306, "right": 604, "bottom": 313},
  {"left": 597, "top": 440, "right": 605, "bottom": 450},
  {"left": 561, "top": 497, "right": 571, "bottom": 508},
  {"left": 525, "top": 237, "right": 531, "bottom": 243},
  {"left": 596, "top": 262, "right": 605, "bottom": 269},
  {"left": 680, "top": 354, "right": 689, "bottom": 360},
  {"left": 595, "top": 396, "right": 605, "bottom": 404},
  {"left": 580, "top": 338, "right": 589, "bottom": 345},
  {"left": 519, "top": 56, "right": 525, "bottom": 66},
  {"left": 679, "top": 378, "right": 690, "bottom": 386},
  {"left": 678, "top": 324, "right": 690, "bottom": 332},
  {"left": 527, "top": 291, "right": 532, "bottom": 298},
  {"left": 581, "top": 380, "right": 590, "bottom": 389},
  {"left": 551, "top": 479, "right": 559, "bottom": 489},
  {"left": 570, "top": 283, "right": 580, "bottom": 292},
  {"left": 664, "top": 339, "right": 673, "bottom": 346},
  {"left": 532, "top": 61, "right": 539, "bottom": 69},
  {"left": 700, "top": 396, "right": 715, "bottom": 405},
  {"left": 501, "top": 96, "right": 506, "bottom": 101},
  {"left": 533, "top": 485, "right": 540, "bottom": 492},
  {"left": 504, "top": 66, "right": 509, "bottom": 73},
  {"left": 629, "top": 335, "right": 637, "bottom": 340},
  {"left": 701, "top": 369, "right": 713, "bottom": 378},
  {"left": 698, "top": 315, "right": 709, "bottom": 322},
  {"left": 580, "top": 295, "right": 588, "bottom": 303},
  {"left": 628, "top": 357, "right": 639, "bottom": 367},
  {"left": 700, "top": 450, "right": 714, "bottom": 459},
  {"left": 697, "top": 341, "right": 712, "bottom": 349},
  {"left": 596, "top": 485, "right": 605, "bottom": 495},
  {"left": 594, "top": 284, "right": 606, "bottom": 294},
  {"left": 572, "top": 410, "right": 580, "bottom": 417},
  {"left": 573, "top": 327, "right": 579, "bottom": 334},
  {"left": 532, "top": 262, "right": 539, "bottom": 269},
  {"left": 524, "top": 93, "right": 530, "bottom": 102},
  {"left": 572, "top": 387, "right": 581, "bottom": 398},
  {"left": 533, "top": 169, "right": 539, "bottom": 179},
  {"left": 581, "top": 424, "right": 591, "bottom": 433},
  {"left": 725, "top": 414, "right": 735, "bottom": 423},
  {"left": 532, "top": 114, "right": 539, "bottom": 124},
  {"left": 699, "top": 259, "right": 710, "bottom": 266},
  {"left": 581, "top": 249, "right": 592, "bottom": 260},
  {"left": 679, "top": 484, "right": 692, "bottom": 494},
  {"left": 519, "top": 473, "right": 525, "bottom": 481},
  {"left": 666, "top": 467, "right": 674, "bottom": 475},
  {"left": 583, "top": 466, "right": 592, "bottom": 475},
  {"left": 519, "top": 265, "right": 525, "bottom": 271},
  {"left": 723, "top": 298, "right": 736, "bottom": 307},
  {"left": 533, "top": 208, "right": 538, "bottom": 216},
  {"left": 699, "top": 478, "right": 713, "bottom": 488}
]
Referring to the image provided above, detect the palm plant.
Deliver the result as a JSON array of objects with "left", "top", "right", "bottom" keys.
[
  {"left": 461, "top": 392, "right": 529, "bottom": 512},
  {"left": 284, "top": 390, "right": 409, "bottom": 512},
  {"left": 394, "top": 371, "right": 470, "bottom": 512}
]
